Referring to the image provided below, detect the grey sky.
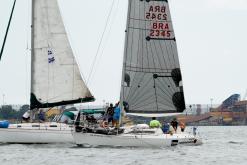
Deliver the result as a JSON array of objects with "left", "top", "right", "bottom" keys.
[{"left": 0, "top": 0, "right": 247, "bottom": 106}]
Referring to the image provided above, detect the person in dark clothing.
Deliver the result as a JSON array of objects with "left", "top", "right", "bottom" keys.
[
  {"left": 106, "top": 103, "right": 114, "bottom": 125},
  {"left": 171, "top": 118, "right": 178, "bottom": 132},
  {"left": 162, "top": 121, "right": 170, "bottom": 134},
  {"left": 38, "top": 109, "right": 45, "bottom": 122}
]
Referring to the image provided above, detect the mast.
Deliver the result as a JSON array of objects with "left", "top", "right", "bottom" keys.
[
  {"left": 0, "top": 0, "right": 17, "bottom": 61},
  {"left": 30, "top": 0, "right": 34, "bottom": 110}
]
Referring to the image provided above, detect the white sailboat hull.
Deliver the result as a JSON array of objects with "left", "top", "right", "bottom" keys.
[
  {"left": 73, "top": 129, "right": 201, "bottom": 148},
  {"left": 0, "top": 123, "right": 74, "bottom": 144}
]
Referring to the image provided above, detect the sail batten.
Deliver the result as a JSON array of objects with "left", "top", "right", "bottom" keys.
[
  {"left": 30, "top": 0, "right": 94, "bottom": 109},
  {"left": 120, "top": 0, "right": 185, "bottom": 113}
]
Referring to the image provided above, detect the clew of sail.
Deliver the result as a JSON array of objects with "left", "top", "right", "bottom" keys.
[
  {"left": 120, "top": 0, "right": 185, "bottom": 114},
  {"left": 30, "top": 0, "right": 94, "bottom": 109}
]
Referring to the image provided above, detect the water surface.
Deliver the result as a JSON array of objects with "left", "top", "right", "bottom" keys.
[{"left": 0, "top": 126, "right": 246, "bottom": 165}]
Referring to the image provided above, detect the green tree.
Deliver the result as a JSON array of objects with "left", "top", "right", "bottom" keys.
[{"left": 0, "top": 105, "right": 16, "bottom": 119}]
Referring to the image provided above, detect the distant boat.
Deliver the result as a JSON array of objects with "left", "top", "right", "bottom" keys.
[
  {"left": 0, "top": 0, "right": 94, "bottom": 144},
  {"left": 73, "top": 0, "right": 201, "bottom": 147}
]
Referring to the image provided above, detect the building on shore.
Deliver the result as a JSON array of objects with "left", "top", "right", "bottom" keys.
[{"left": 177, "top": 94, "right": 247, "bottom": 126}]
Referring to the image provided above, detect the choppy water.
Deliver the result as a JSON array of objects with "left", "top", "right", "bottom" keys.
[{"left": 1, "top": 126, "right": 247, "bottom": 165}]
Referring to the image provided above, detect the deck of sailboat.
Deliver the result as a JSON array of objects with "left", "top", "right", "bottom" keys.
[
  {"left": 0, "top": 122, "right": 74, "bottom": 144},
  {"left": 73, "top": 126, "right": 201, "bottom": 148}
]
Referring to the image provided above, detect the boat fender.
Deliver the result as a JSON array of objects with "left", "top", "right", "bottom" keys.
[{"left": 0, "top": 120, "right": 9, "bottom": 128}]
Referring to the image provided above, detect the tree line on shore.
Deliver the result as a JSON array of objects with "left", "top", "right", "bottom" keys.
[{"left": 0, "top": 105, "right": 29, "bottom": 120}]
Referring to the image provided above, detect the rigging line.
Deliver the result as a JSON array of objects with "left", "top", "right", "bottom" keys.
[
  {"left": 87, "top": 0, "right": 121, "bottom": 86},
  {"left": 25, "top": 0, "right": 31, "bottom": 104},
  {"left": 86, "top": 0, "right": 115, "bottom": 85},
  {"left": 0, "top": 0, "right": 16, "bottom": 61}
]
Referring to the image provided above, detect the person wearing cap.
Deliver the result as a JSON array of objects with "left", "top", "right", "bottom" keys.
[{"left": 149, "top": 117, "right": 161, "bottom": 128}]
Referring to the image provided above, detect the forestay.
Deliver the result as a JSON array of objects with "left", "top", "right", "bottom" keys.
[
  {"left": 30, "top": 0, "right": 94, "bottom": 109},
  {"left": 120, "top": 0, "right": 185, "bottom": 113}
]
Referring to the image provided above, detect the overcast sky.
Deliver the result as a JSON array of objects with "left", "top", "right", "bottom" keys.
[{"left": 0, "top": 0, "right": 247, "bottom": 106}]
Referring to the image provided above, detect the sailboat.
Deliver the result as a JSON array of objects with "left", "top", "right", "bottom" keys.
[
  {"left": 0, "top": 0, "right": 94, "bottom": 143},
  {"left": 73, "top": 0, "right": 201, "bottom": 147}
]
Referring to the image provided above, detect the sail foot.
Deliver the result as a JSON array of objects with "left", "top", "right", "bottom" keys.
[{"left": 30, "top": 93, "right": 95, "bottom": 109}]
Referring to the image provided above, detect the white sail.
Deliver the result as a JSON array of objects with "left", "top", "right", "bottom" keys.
[
  {"left": 31, "top": 0, "right": 94, "bottom": 109},
  {"left": 120, "top": 0, "right": 185, "bottom": 113}
]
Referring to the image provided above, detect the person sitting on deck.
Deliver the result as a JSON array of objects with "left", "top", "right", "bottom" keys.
[
  {"left": 113, "top": 102, "right": 121, "bottom": 128},
  {"left": 106, "top": 103, "right": 114, "bottom": 126},
  {"left": 38, "top": 109, "right": 45, "bottom": 123},
  {"left": 171, "top": 118, "right": 178, "bottom": 132},
  {"left": 100, "top": 119, "right": 109, "bottom": 128},
  {"left": 22, "top": 110, "right": 31, "bottom": 122},
  {"left": 179, "top": 121, "right": 186, "bottom": 132},
  {"left": 149, "top": 117, "right": 161, "bottom": 128},
  {"left": 86, "top": 115, "right": 97, "bottom": 123},
  {"left": 169, "top": 124, "right": 175, "bottom": 135},
  {"left": 162, "top": 122, "right": 170, "bottom": 134}
]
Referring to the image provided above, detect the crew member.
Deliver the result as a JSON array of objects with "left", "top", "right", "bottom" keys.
[{"left": 149, "top": 117, "right": 161, "bottom": 128}]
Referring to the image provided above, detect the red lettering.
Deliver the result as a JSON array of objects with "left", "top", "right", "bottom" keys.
[
  {"left": 152, "top": 23, "right": 157, "bottom": 29},
  {"left": 167, "top": 31, "right": 171, "bottom": 37},
  {"left": 155, "top": 30, "right": 160, "bottom": 37},
  {"left": 149, "top": 6, "right": 154, "bottom": 12},
  {"left": 158, "top": 23, "right": 163, "bottom": 29},
  {"left": 152, "top": 23, "right": 170, "bottom": 30},
  {"left": 161, "top": 30, "right": 171, "bottom": 37},
  {"left": 164, "top": 23, "right": 169, "bottom": 29},
  {"left": 150, "top": 30, "right": 172, "bottom": 38}
]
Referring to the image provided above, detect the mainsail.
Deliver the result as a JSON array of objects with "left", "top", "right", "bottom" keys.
[
  {"left": 30, "top": 0, "right": 94, "bottom": 109},
  {"left": 120, "top": 0, "right": 185, "bottom": 113}
]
